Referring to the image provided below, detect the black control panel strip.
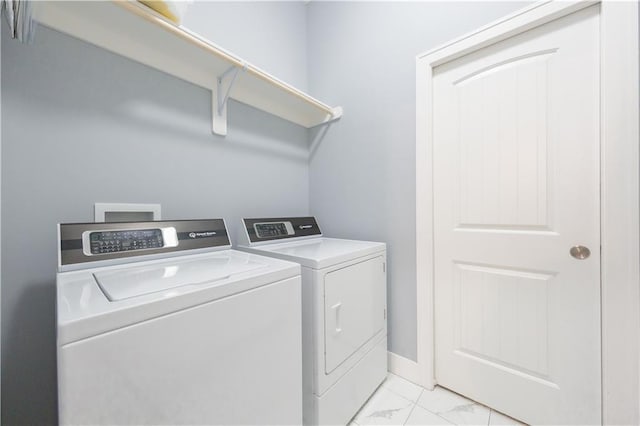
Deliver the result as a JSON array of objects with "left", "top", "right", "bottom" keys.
[
  {"left": 244, "top": 217, "right": 321, "bottom": 243},
  {"left": 59, "top": 219, "right": 229, "bottom": 266}
]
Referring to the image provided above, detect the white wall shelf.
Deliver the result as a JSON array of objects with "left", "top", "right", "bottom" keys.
[{"left": 33, "top": 1, "right": 343, "bottom": 136}]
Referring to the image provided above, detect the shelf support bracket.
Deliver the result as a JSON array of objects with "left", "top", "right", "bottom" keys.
[
  {"left": 309, "top": 106, "right": 344, "bottom": 129},
  {"left": 212, "top": 63, "right": 247, "bottom": 136}
]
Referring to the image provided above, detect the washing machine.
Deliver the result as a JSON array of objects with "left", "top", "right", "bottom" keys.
[
  {"left": 237, "top": 216, "right": 387, "bottom": 425},
  {"left": 56, "top": 219, "right": 303, "bottom": 425}
]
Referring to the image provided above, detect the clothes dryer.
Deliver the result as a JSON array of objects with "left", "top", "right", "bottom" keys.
[
  {"left": 237, "top": 216, "right": 387, "bottom": 426},
  {"left": 57, "top": 219, "right": 302, "bottom": 425}
]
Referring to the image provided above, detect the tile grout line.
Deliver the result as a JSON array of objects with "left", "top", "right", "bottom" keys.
[
  {"left": 426, "top": 407, "right": 460, "bottom": 426},
  {"left": 402, "top": 401, "right": 419, "bottom": 426},
  {"left": 401, "top": 386, "right": 462, "bottom": 426},
  {"left": 436, "top": 410, "right": 458, "bottom": 425},
  {"left": 402, "top": 388, "right": 424, "bottom": 425},
  {"left": 395, "top": 382, "right": 457, "bottom": 425},
  {"left": 380, "top": 375, "right": 427, "bottom": 401},
  {"left": 378, "top": 379, "right": 518, "bottom": 426},
  {"left": 373, "top": 378, "right": 497, "bottom": 426},
  {"left": 355, "top": 381, "right": 419, "bottom": 425},
  {"left": 383, "top": 384, "right": 424, "bottom": 405},
  {"left": 412, "top": 387, "right": 479, "bottom": 426}
]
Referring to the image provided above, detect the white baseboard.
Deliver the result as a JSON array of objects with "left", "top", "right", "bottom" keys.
[{"left": 387, "top": 351, "right": 421, "bottom": 385}]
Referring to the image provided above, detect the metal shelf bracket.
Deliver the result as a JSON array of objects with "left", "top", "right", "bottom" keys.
[{"left": 212, "top": 63, "right": 248, "bottom": 136}]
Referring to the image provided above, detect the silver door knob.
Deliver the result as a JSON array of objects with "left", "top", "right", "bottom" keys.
[{"left": 570, "top": 245, "right": 591, "bottom": 260}]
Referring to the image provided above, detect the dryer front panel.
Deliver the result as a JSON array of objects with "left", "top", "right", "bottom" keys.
[{"left": 323, "top": 255, "right": 386, "bottom": 374}]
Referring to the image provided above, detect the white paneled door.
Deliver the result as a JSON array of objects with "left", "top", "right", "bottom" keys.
[{"left": 433, "top": 6, "right": 600, "bottom": 425}]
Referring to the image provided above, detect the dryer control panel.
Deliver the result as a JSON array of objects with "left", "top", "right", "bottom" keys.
[
  {"left": 254, "top": 222, "right": 295, "bottom": 239},
  {"left": 243, "top": 217, "right": 321, "bottom": 243}
]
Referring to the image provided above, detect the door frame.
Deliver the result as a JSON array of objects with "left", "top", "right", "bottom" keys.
[{"left": 415, "top": 1, "right": 639, "bottom": 424}]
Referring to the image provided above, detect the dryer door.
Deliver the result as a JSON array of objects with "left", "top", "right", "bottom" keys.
[{"left": 324, "top": 255, "right": 386, "bottom": 374}]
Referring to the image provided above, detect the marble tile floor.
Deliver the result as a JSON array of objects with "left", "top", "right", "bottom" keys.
[{"left": 351, "top": 374, "right": 525, "bottom": 426}]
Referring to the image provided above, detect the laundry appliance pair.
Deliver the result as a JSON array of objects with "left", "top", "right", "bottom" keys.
[{"left": 56, "top": 217, "right": 387, "bottom": 425}]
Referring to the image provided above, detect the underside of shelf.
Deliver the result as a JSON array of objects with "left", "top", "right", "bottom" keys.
[{"left": 33, "top": 1, "right": 342, "bottom": 135}]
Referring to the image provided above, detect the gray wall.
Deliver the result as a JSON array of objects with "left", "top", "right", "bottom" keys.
[
  {"left": 306, "top": 1, "right": 529, "bottom": 360},
  {"left": 183, "top": 1, "right": 308, "bottom": 91},
  {"left": 1, "top": 2, "right": 308, "bottom": 422}
]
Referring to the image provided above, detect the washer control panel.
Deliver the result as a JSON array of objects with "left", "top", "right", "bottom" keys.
[
  {"left": 59, "top": 219, "right": 231, "bottom": 270},
  {"left": 82, "top": 227, "right": 179, "bottom": 256},
  {"left": 87, "top": 229, "right": 165, "bottom": 254}
]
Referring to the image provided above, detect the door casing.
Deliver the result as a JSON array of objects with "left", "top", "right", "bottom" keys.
[{"left": 415, "top": 1, "right": 640, "bottom": 424}]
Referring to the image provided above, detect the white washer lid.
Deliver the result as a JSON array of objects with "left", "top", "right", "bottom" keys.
[
  {"left": 246, "top": 238, "right": 385, "bottom": 269},
  {"left": 94, "top": 255, "right": 265, "bottom": 301},
  {"left": 57, "top": 250, "right": 301, "bottom": 345}
]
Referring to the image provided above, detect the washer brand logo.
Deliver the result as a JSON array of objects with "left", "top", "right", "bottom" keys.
[{"left": 188, "top": 231, "right": 217, "bottom": 239}]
